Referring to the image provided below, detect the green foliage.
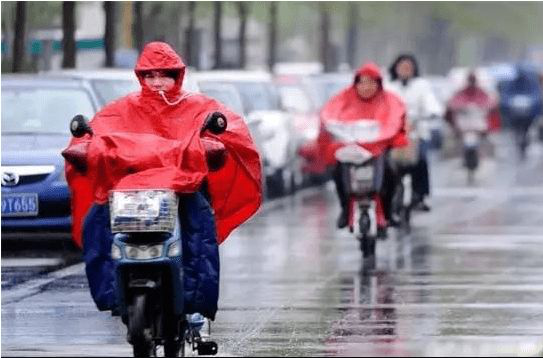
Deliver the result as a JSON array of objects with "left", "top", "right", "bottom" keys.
[
  {"left": 1, "top": 2, "right": 62, "bottom": 31},
  {"left": 27, "top": 1, "right": 62, "bottom": 29}
]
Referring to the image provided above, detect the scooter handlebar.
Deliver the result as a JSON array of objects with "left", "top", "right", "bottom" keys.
[{"left": 202, "top": 112, "right": 228, "bottom": 135}]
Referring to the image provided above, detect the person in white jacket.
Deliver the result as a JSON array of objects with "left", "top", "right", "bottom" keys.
[{"left": 386, "top": 54, "right": 443, "bottom": 211}]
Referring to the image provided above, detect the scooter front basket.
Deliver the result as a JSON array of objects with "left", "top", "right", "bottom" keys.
[
  {"left": 342, "top": 154, "right": 385, "bottom": 197},
  {"left": 109, "top": 189, "right": 179, "bottom": 233}
]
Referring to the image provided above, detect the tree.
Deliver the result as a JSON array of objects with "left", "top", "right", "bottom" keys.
[
  {"left": 12, "top": 1, "right": 27, "bottom": 73},
  {"left": 185, "top": 1, "right": 196, "bottom": 65},
  {"left": 237, "top": 2, "right": 249, "bottom": 68},
  {"left": 319, "top": 4, "right": 332, "bottom": 72},
  {"left": 104, "top": 1, "right": 117, "bottom": 67},
  {"left": 213, "top": 2, "right": 223, "bottom": 69},
  {"left": 267, "top": 2, "right": 278, "bottom": 71},
  {"left": 133, "top": 2, "right": 144, "bottom": 52},
  {"left": 62, "top": 2, "right": 76, "bottom": 68},
  {"left": 345, "top": 3, "right": 359, "bottom": 69}
]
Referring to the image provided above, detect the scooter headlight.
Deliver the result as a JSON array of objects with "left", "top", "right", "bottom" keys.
[
  {"left": 111, "top": 244, "right": 122, "bottom": 260},
  {"left": 124, "top": 244, "right": 164, "bottom": 260},
  {"left": 167, "top": 241, "right": 181, "bottom": 257}
]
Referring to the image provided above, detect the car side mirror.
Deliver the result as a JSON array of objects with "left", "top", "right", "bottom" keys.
[{"left": 70, "top": 114, "right": 93, "bottom": 138}]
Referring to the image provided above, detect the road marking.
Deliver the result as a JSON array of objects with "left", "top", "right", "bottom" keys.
[
  {"left": 433, "top": 187, "right": 543, "bottom": 198},
  {"left": 2, "top": 262, "right": 85, "bottom": 305},
  {"left": 1, "top": 258, "right": 63, "bottom": 268}
]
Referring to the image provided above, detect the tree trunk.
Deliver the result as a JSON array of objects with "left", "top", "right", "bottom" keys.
[
  {"left": 62, "top": 2, "right": 77, "bottom": 68},
  {"left": 319, "top": 4, "right": 332, "bottom": 72},
  {"left": 213, "top": 2, "right": 223, "bottom": 69},
  {"left": 267, "top": 2, "right": 277, "bottom": 72},
  {"left": 185, "top": 1, "right": 196, "bottom": 65},
  {"left": 346, "top": 3, "right": 358, "bottom": 69},
  {"left": 104, "top": 1, "right": 117, "bottom": 67},
  {"left": 12, "top": 1, "right": 27, "bottom": 73},
  {"left": 133, "top": 2, "right": 144, "bottom": 52},
  {"left": 238, "top": 2, "right": 248, "bottom": 69}
]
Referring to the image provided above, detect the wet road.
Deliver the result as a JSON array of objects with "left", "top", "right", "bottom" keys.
[{"left": 3, "top": 133, "right": 543, "bottom": 357}]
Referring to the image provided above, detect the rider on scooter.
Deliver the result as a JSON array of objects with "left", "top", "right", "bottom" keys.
[
  {"left": 386, "top": 54, "right": 443, "bottom": 212},
  {"left": 445, "top": 72, "right": 497, "bottom": 137},
  {"left": 498, "top": 64, "right": 543, "bottom": 159},
  {"left": 317, "top": 62, "right": 408, "bottom": 237},
  {"left": 64, "top": 42, "right": 262, "bottom": 327}
]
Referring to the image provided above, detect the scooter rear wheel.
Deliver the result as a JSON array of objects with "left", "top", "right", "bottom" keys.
[{"left": 361, "top": 237, "right": 376, "bottom": 258}]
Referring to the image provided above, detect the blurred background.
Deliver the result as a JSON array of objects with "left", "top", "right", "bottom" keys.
[
  {"left": 3, "top": 3, "right": 543, "bottom": 356},
  {"left": 1, "top": 1, "right": 543, "bottom": 73}
]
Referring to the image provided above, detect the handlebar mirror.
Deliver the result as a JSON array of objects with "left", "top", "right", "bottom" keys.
[
  {"left": 70, "top": 114, "right": 93, "bottom": 138},
  {"left": 202, "top": 112, "right": 228, "bottom": 135}
]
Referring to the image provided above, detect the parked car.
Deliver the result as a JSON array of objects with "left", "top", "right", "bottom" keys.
[
  {"left": 44, "top": 68, "right": 200, "bottom": 108},
  {"left": 1, "top": 75, "right": 97, "bottom": 238},
  {"left": 1, "top": 71, "right": 150, "bottom": 240},
  {"left": 192, "top": 70, "right": 299, "bottom": 197},
  {"left": 275, "top": 73, "right": 352, "bottom": 182},
  {"left": 194, "top": 81, "right": 269, "bottom": 198},
  {"left": 274, "top": 74, "right": 325, "bottom": 182},
  {"left": 304, "top": 72, "right": 353, "bottom": 110}
]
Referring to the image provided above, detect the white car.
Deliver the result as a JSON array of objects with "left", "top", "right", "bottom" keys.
[
  {"left": 42, "top": 68, "right": 200, "bottom": 108},
  {"left": 191, "top": 70, "right": 299, "bottom": 197}
]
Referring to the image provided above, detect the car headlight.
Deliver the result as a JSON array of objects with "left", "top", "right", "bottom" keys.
[
  {"left": 54, "top": 167, "right": 67, "bottom": 184},
  {"left": 167, "top": 241, "right": 181, "bottom": 257},
  {"left": 124, "top": 244, "right": 164, "bottom": 260},
  {"left": 111, "top": 244, "right": 122, "bottom": 260}
]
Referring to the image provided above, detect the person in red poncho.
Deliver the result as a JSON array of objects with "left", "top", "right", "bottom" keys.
[
  {"left": 64, "top": 42, "right": 262, "bottom": 320},
  {"left": 66, "top": 41, "right": 262, "bottom": 248},
  {"left": 317, "top": 62, "right": 408, "bottom": 235},
  {"left": 445, "top": 72, "right": 499, "bottom": 135}
]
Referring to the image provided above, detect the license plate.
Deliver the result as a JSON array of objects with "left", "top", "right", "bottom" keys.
[
  {"left": 1, "top": 193, "right": 39, "bottom": 217},
  {"left": 113, "top": 192, "right": 160, "bottom": 218},
  {"left": 353, "top": 166, "right": 373, "bottom": 181}
]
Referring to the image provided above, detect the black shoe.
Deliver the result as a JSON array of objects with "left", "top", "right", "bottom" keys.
[
  {"left": 387, "top": 215, "right": 401, "bottom": 228},
  {"left": 377, "top": 226, "right": 388, "bottom": 239},
  {"left": 414, "top": 200, "right": 431, "bottom": 212},
  {"left": 111, "top": 307, "right": 120, "bottom": 317},
  {"left": 337, "top": 209, "right": 348, "bottom": 229}
]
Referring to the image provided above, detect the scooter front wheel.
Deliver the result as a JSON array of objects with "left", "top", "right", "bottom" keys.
[
  {"left": 164, "top": 339, "right": 183, "bottom": 358},
  {"left": 128, "top": 294, "right": 156, "bottom": 357},
  {"left": 164, "top": 319, "right": 186, "bottom": 358}
]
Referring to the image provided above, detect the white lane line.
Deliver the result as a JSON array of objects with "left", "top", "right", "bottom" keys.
[
  {"left": 2, "top": 262, "right": 85, "bottom": 305},
  {"left": 437, "top": 233, "right": 543, "bottom": 240},
  {"left": 2, "top": 258, "right": 63, "bottom": 268},
  {"left": 433, "top": 187, "right": 543, "bottom": 198},
  {"left": 253, "top": 185, "right": 327, "bottom": 215}
]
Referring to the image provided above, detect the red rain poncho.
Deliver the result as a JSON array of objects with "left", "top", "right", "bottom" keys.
[
  {"left": 316, "top": 63, "right": 408, "bottom": 166},
  {"left": 65, "top": 42, "right": 262, "bottom": 247},
  {"left": 446, "top": 84, "right": 501, "bottom": 132}
]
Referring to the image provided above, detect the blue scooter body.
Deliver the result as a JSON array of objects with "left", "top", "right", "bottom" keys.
[{"left": 112, "top": 224, "right": 184, "bottom": 318}]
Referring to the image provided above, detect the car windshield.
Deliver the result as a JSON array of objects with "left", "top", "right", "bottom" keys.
[
  {"left": 308, "top": 76, "right": 351, "bottom": 108},
  {"left": 277, "top": 85, "right": 315, "bottom": 113},
  {"left": 1, "top": 87, "right": 95, "bottom": 134},
  {"left": 199, "top": 84, "right": 245, "bottom": 116},
  {"left": 224, "top": 81, "right": 280, "bottom": 113},
  {"left": 91, "top": 79, "right": 140, "bottom": 106}
]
